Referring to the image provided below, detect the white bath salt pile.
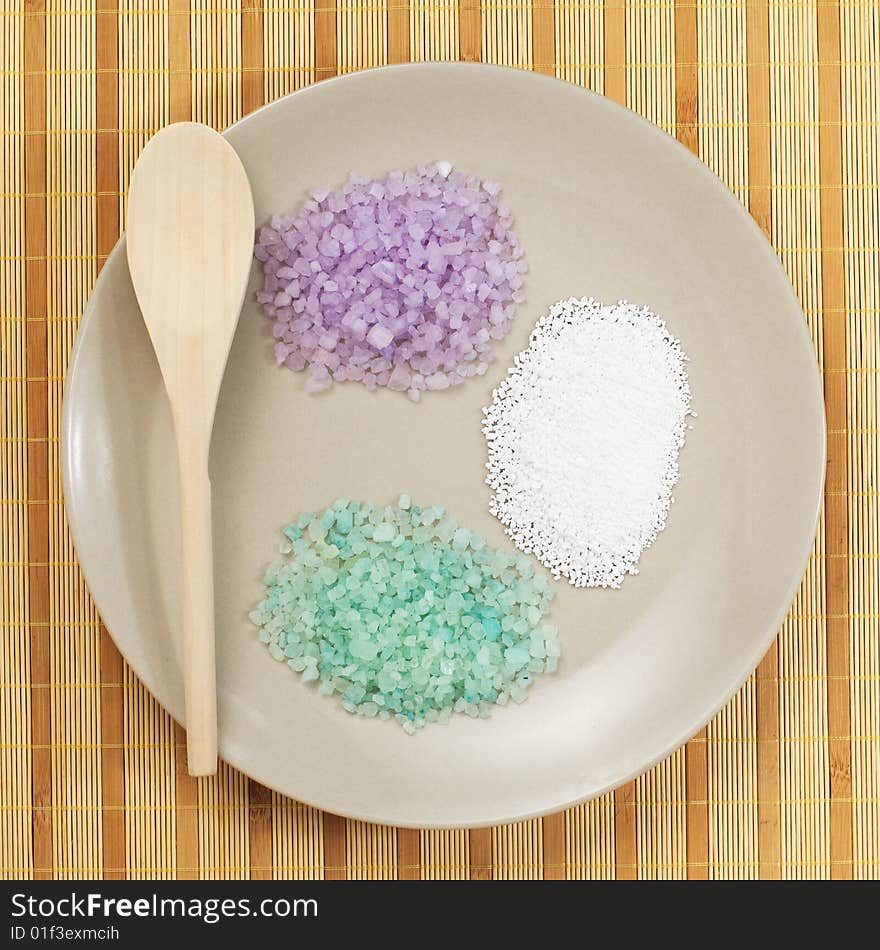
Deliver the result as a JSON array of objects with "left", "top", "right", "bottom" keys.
[{"left": 483, "top": 298, "right": 693, "bottom": 588}]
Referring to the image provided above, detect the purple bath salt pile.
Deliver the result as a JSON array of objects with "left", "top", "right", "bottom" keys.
[{"left": 254, "top": 162, "right": 527, "bottom": 398}]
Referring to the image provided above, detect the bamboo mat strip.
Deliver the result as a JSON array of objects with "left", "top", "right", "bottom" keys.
[
  {"left": 46, "top": 0, "right": 102, "bottom": 881},
  {"left": 421, "top": 829, "right": 468, "bottom": 879},
  {"left": 387, "top": 1, "right": 417, "bottom": 880},
  {"left": 458, "top": 0, "right": 491, "bottom": 884},
  {"left": 410, "top": 0, "right": 455, "bottom": 61},
  {"left": 248, "top": 780, "right": 272, "bottom": 880},
  {"left": 552, "top": 6, "right": 612, "bottom": 880},
  {"left": 530, "top": 0, "right": 556, "bottom": 856},
  {"left": 310, "top": 0, "right": 346, "bottom": 884},
  {"left": 603, "top": 3, "right": 634, "bottom": 882},
  {"left": 118, "top": 0, "right": 176, "bottom": 883},
  {"left": 166, "top": 0, "right": 199, "bottom": 882},
  {"left": 604, "top": 0, "right": 624, "bottom": 103},
  {"left": 388, "top": 0, "right": 408, "bottom": 61},
  {"left": 459, "top": 0, "right": 480, "bottom": 62},
  {"left": 1, "top": 0, "right": 879, "bottom": 881},
  {"left": 531, "top": 0, "right": 554, "bottom": 78},
  {"left": 469, "top": 823, "right": 492, "bottom": 880},
  {"left": 622, "top": 0, "right": 681, "bottom": 881},
  {"left": 493, "top": 818, "right": 542, "bottom": 879},
  {"left": 323, "top": 813, "right": 346, "bottom": 879},
  {"left": 272, "top": 792, "right": 324, "bottom": 880},
  {"left": 241, "top": 0, "right": 263, "bottom": 114},
  {"left": 818, "top": 0, "right": 854, "bottom": 882},
  {"left": 747, "top": 0, "right": 782, "bottom": 882},
  {"left": 565, "top": 793, "right": 615, "bottom": 879},
  {"left": 479, "top": 0, "right": 538, "bottom": 878},
  {"left": 770, "top": 1, "right": 828, "bottom": 879},
  {"left": 841, "top": 0, "right": 879, "bottom": 880},
  {"left": 698, "top": 0, "right": 758, "bottom": 881},
  {"left": 637, "top": 751, "right": 687, "bottom": 879},
  {"left": 257, "top": 4, "right": 325, "bottom": 877},
  {"left": 240, "top": 0, "right": 274, "bottom": 885},
  {"left": 460, "top": 13, "right": 489, "bottom": 889},
  {"left": 315, "top": 0, "right": 335, "bottom": 79},
  {"left": 555, "top": 0, "right": 602, "bottom": 90},
  {"left": 0, "top": 2, "right": 30, "bottom": 884},
  {"left": 23, "top": 0, "right": 53, "bottom": 884},
  {"left": 674, "top": 0, "right": 710, "bottom": 884},
  {"left": 96, "top": 0, "right": 125, "bottom": 884}
]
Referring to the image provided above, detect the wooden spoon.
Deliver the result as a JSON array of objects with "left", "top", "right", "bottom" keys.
[{"left": 126, "top": 123, "right": 255, "bottom": 776}]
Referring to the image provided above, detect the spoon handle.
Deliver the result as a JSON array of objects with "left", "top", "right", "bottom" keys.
[{"left": 177, "top": 447, "right": 218, "bottom": 776}]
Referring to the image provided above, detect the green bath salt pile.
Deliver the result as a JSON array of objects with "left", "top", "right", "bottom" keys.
[{"left": 249, "top": 497, "right": 560, "bottom": 732}]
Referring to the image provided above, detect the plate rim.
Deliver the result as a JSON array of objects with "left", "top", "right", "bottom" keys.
[{"left": 61, "top": 61, "right": 826, "bottom": 828}]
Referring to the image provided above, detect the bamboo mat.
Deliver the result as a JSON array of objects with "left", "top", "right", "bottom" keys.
[{"left": 1, "top": 0, "right": 878, "bottom": 882}]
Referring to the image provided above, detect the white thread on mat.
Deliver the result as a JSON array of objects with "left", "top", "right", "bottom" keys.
[{"left": 482, "top": 297, "right": 694, "bottom": 588}]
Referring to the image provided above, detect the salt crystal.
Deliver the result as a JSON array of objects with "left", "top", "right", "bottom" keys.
[
  {"left": 388, "top": 363, "right": 411, "bottom": 391},
  {"left": 366, "top": 324, "right": 394, "bottom": 349},
  {"left": 426, "top": 372, "right": 449, "bottom": 390},
  {"left": 305, "top": 373, "right": 332, "bottom": 394}
]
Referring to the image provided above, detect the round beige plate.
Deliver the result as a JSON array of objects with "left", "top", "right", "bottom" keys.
[{"left": 62, "top": 64, "right": 824, "bottom": 828}]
